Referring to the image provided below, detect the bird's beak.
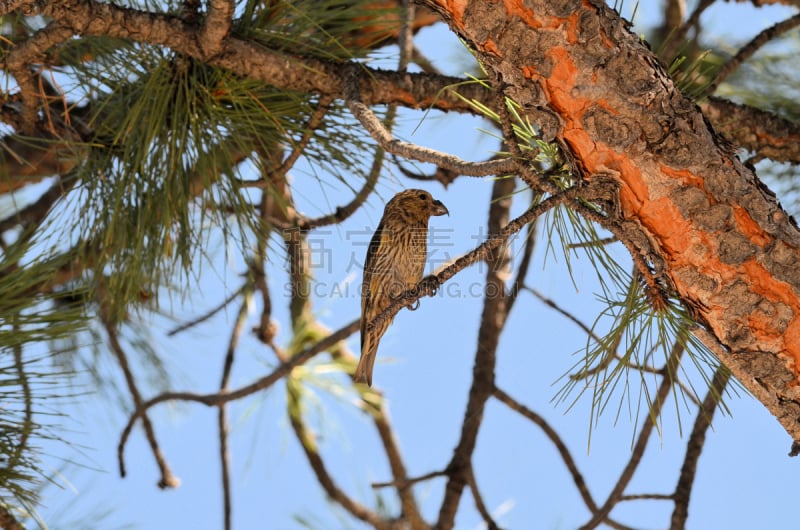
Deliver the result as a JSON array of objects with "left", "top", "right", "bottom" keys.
[{"left": 432, "top": 199, "right": 449, "bottom": 216}]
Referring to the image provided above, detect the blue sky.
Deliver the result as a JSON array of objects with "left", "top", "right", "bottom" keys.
[{"left": 30, "top": 2, "right": 800, "bottom": 529}]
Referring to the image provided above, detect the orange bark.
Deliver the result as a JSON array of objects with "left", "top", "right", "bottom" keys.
[{"left": 421, "top": 0, "right": 800, "bottom": 439}]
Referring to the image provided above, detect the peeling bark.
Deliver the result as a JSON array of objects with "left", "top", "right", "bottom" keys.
[{"left": 419, "top": 0, "right": 800, "bottom": 443}]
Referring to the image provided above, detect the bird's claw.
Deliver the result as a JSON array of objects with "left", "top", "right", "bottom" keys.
[{"left": 419, "top": 275, "right": 440, "bottom": 296}]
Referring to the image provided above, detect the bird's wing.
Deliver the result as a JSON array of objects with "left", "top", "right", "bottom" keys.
[{"left": 361, "top": 219, "right": 388, "bottom": 351}]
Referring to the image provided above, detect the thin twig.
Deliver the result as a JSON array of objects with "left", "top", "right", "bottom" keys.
[
  {"left": 118, "top": 319, "right": 360, "bottom": 471},
  {"left": 506, "top": 220, "right": 537, "bottom": 313},
  {"left": 620, "top": 493, "right": 673, "bottom": 501},
  {"left": 218, "top": 298, "right": 250, "bottom": 530},
  {"left": 276, "top": 95, "right": 333, "bottom": 178},
  {"left": 526, "top": 287, "right": 600, "bottom": 342},
  {"left": 167, "top": 284, "right": 247, "bottom": 336},
  {"left": 579, "top": 340, "right": 686, "bottom": 530},
  {"left": 493, "top": 387, "right": 598, "bottom": 513},
  {"left": 372, "top": 469, "right": 447, "bottom": 489},
  {"left": 347, "top": 96, "right": 518, "bottom": 177},
  {"left": 0, "top": 178, "right": 69, "bottom": 234},
  {"left": 467, "top": 466, "right": 501, "bottom": 530},
  {"left": 252, "top": 192, "right": 275, "bottom": 344},
  {"left": 393, "top": 156, "right": 460, "bottom": 187},
  {"left": 670, "top": 367, "right": 729, "bottom": 530},
  {"left": 9, "top": 320, "right": 32, "bottom": 473},
  {"left": 103, "top": 318, "right": 179, "bottom": 488},
  {"left": 436, "top": 177, "right": 513, "bottom": 530},
  {"left": 370, "top": 398, "right": 426, "bottom": 529},
  {"left": 702, "top": 12, "right": 800, "bottom": 98},
  {"left": 288, "top": 394, "right": 386, "bottom": 528}
]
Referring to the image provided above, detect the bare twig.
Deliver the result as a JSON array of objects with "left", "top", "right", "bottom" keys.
[
  {"left": 579, "top": 340, "right": 686, "bottom": 530},
  {"left": 275, "top": 96, "right": 333, "bottom": 179},
  {"left": 670, "top": 367, "right": 730, "bottom": 529},
  {"left": 288, "top": 392, "right": 386, "bottom": 528},
  {"left": 393, "top": 156, "right": 461, "bottom": 187},
  {"left": 299, "top": 106, "right": 383, "bottom": 230},
  {"left": 218, "top": 298, "right": 250, "bottom": 530},
  {"left": 506, "top": 219, "right": 537, "bottom": 313},
  {"left": 467, "top": 466, "right": 501, "bottom": 530},
  {"left": 702, "top": 12, "right": 800, "bottom": 97},
  {"left": 493, "top": 387, "right": 598, "bottom": 513},
  {"left": 620, "top": 493, "right": 673, "bottom": 501},
  {"left": 436, "top": 177, "right": 513, "bottom": 530},
  {"left": 103, "top": 318, "right": 179, "bottom": 488},
  {"left": 167, "top": 284, "right": 247, "bottom": 336},
  {"left": 347, "top": 97, "right": 518, "bottom": 177},
  {"left": 0, "top": 177, "right": 69, "bottom": 234},
  {"left": 372, "top": 469, "right": 447, "bottom": 489},
  {"left": 369, "top": 400, "right": 427, "bottom": 528},
  {"left": 526, "top": 287, "right": 600, "bottom": 341},
  {"left": 118, "top": 319, "right": 360, "bottom": 472},
  {"left": 251, "top": 224, "right": 275, "bottom": 347},
  {"left": 9, "top": 321, "right": 32, "bottom": 473}
]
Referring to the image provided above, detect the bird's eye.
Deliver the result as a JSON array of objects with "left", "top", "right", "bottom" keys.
[{"left": 418, "top": 193, "right": 428, "bottom": 201}]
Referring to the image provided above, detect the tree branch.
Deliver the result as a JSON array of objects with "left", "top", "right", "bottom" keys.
[
  {"left": 436, "top": 176, "right": 513, "bottom": 530},
  {"left": 670, "top": 367, "right": 730, "bottom": 530},
  {"left": 217, "top": 297, "right": 250, "bottom": 530},
  {"left": 102, "top": 317, "right": 179, "bottom": 489},
  {"left": 702, "top": 12, "right": 800, "bottom": 97},
  {"left": 493, "top": 387, "right": 598, "bottom": 514},
  {"left": 198, "top": 0, "right": 234, "bottom": 58},
  {"left": 580, "top": 341, "right": 685, "bottom": 530},
  {"left": 118, "top": 319, "right": 360, "bottom": 474}
]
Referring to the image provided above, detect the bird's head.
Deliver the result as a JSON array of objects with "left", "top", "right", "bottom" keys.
[{"left": 386, "top": 189, "right": 449, "bottom": 221}]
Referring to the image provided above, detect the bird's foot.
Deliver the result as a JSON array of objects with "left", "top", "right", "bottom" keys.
[{"left": 418, "top": 274, "right": 441, "bottom": 296}]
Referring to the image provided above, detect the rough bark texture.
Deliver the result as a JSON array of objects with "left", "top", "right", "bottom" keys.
[{"left": 418, "top": 0, "right": 800, "bottom": 442}]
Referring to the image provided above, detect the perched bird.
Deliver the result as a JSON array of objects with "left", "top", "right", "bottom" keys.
[{"left": 355, "top": 189, "right": 449, "bottom": 386}]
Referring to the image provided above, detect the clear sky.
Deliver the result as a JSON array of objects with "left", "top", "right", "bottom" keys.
[{"left": 31, "top": 2, "right": 800, "bottom": 529}]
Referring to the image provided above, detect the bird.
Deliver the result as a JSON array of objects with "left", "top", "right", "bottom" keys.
[{"left": 355, "top": 189, "right": 449, "bottom": 386}]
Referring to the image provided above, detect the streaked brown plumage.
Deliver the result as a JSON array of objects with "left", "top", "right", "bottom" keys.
[{"left": 355, "top": 189, "right": 449, "bottom": 386}]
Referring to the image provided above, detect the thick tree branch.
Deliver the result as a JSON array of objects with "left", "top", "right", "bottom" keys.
[
  {"left": 700, "top": 97, "right": 800, "bottom": 164},
  {"left": 420, "top": 0, "right": 800, "bottom": 444}
]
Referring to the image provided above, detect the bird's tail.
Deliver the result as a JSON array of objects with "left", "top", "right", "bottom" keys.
[{"left": 354, "top": 348, "right": 376, "bottom": 387}]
